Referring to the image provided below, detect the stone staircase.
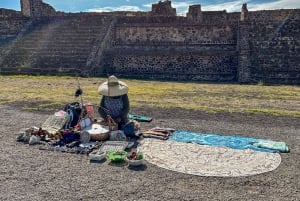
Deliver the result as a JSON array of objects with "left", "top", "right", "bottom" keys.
[{"left": 0, "top": 15, "right": 113, "bottom": 75}]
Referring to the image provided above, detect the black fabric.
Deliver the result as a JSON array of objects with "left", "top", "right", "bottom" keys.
[{"left": 64, "top": 102, "right": 82, "bottom": 128}]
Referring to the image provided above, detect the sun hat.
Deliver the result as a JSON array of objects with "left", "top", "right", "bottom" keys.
[{"left": 98, "top": 75, "right": 128, "bottom": 97}]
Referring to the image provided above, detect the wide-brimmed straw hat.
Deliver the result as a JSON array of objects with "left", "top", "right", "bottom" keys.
[{"left": 98, "top": 75, "right": 128, "bottom": 97}]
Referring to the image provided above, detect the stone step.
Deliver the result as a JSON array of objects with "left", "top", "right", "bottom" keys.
[{"left": 0, "top": 15, "right": 112, "bottom": 71}]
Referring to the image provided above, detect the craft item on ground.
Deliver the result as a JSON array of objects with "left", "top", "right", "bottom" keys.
[
  {"left": 107, "top": 150, "right": 127, "bottom": 162},
  {"left": 121, "top": 121, "right": 137, "bottom": 137},
  {"left": 142, "top": 133, "right": 168, "bottom": 140},
  {"left": 252, "top": 141, "right": 289, "bottom": 153},
  {"left": 39, "top": 141, "right": 99, "bottom": 154},
  {"left": 82, "top": 124, "right": 110, "bottom": 141},
  {"left": 79, "top": 141, "right": 101, "bottom": 154},
  {"left": 128, "top": 114, "right": 152, "bottom": 122},
  {"left": 52, "top": 131, "right": 81, "bottom": 147},
  {"left": 150, "top": 127, "right": 175, "bottom": 132},
  {"left": 126, "top": 151, "right": 144, "bottom": 166},
  {"left": 39, "top": 145, "right": 77, "bottom": 153},
  {"left": 66, "top": 141, "right": 81, "bottom": 148},
  {"left": 80, "top": 131, "right": 91, "bottom": 143},
  {"left": 141, "top": 127, "right": 173, "bottom": 140},
  {"left": 169, "top": 130, "right": 289, "bottom": 153},
  {"left": 63, "top": 102, "right": 82, "bottom": 129},
  {"left": 89, "top": 150, "right": 106, "bottom": 162},
  {"left": 29, "top": 135, "right": 41, "bottom": 145},
  {"left": 109, "top": 130, "right": 127, "bottom": 141},
  {"left": 78, "top": 117, "right": 92, "bottom": 130},
  {"left": 16, "top": 127, "right": 39, "bottom": 143},
  {"left": 54, "top": 110, "right": 66, "bottom": 117},
  {"left": 79, "top": 141, "right": 98, "bottom": 149},
  {"left": 99, "top": 141, "right": 128, "bottom": 153},
  {"left": 42, "top": 115, "right": 69, "bottom": 134},
  {"left": 84, "top": 103, "right": 95, "bottom": 119},
  {"left": 126, "top": 141, "right": 135, "bottom": 149},
  {"left": 17, "top": 127, "right": 51, "bottom": 144},
  {"left": 106, "top": 115, "right": 118, "bottom": 131}
]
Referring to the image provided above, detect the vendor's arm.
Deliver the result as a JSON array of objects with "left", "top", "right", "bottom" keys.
[
  {"left": 120, "top": 94, "right": 130, "bottom": 121},
  {"left": 98, "top": 97, "right": 108, "bottom": 119}
]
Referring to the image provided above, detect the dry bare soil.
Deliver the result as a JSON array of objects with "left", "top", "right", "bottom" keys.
[{"left": 0, "top": 104, "right": 299, "bottom": 201}]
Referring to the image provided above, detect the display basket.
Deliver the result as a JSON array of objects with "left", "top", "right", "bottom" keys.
[
  {"left": 107, "top": 150, "right": 127, "bottom": 162},
  {"left": 89, "top": 150, "right": 106, "bottom": 162},
  {"left": 81, "top": 115, "right": 117, "bottom": 142},
  {"left": 125, "top": 158, "right": 144, "bottom": 166},
  {"left": 99, "top": 141, "right": 128, "bottom": 153},
  {"left": 82, "top": 124, "right": 110, "bottom": 141},
  {"left": 126, "top": 152, "right": 144, "bottom": 166},
  {"left": 42, "top": 115, "right": 69, "bottom": 134}
]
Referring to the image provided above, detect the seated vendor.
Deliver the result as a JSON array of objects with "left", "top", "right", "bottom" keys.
[{"left": 97, "top": 75, "right": 130, "bottom": 128}]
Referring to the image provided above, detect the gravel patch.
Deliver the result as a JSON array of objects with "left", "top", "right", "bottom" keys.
[{"left": 0, "top": 105, "right": 299, "bottom": 201}]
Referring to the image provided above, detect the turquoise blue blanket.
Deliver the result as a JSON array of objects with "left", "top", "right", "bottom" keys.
[{"left": 169, "top": 130, "right": 289, "bottom": 153}]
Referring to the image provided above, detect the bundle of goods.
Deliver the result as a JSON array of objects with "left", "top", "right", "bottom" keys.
[{"left": 141, "top": 127, "right": 174, "bottom": 140}]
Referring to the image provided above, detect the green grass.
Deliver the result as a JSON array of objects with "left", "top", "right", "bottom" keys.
[{"left": 0, "top": 75, "right": 300, "bottom": 117}]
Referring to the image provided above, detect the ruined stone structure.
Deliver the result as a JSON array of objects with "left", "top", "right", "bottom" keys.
[
  {"left": 0, "top": 0, "right": 299, "bottom": 84},
  {"left": 20, "top": 0, "right": 56, "bottom": 17}
]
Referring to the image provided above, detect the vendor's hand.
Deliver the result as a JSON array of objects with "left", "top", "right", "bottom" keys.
[{"left": 114, "top": 117, "right": 122, "bottom": 123}]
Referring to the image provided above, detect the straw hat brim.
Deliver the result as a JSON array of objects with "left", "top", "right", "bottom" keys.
[{"left": 98, "top": 80, "right": 128, "bottom": 97}]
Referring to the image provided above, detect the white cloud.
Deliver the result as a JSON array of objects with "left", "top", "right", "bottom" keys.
[
  {"left": 172, "top": 1, "right": 192, "bottom": 15},
  {"left": 86, "top": 5, "right": 142, "bottom": 12},
  {"left": 115, "top": 6, "right": 141, "bottom": 11},
  {"left": 202, "top": 0, "right": 247, "bottom": 12},
  {"left": 172, "top": 1, "right": 192, "bottom": 8},
  {"left": 248, "top": 0, "right": 300, "bottom": 10},
  {"left": 143, "top": 2, "right": 154, "bottom": 9},
  {"left": 202, "top": 0, "right": 300, "bottom": 12},
  {"left": 86, "top": 0, "right": 300, "bottom": 14}
]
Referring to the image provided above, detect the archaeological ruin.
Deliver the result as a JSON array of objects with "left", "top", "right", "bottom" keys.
[{"left": 0, "top": 0, "right": 299, "bottom": 84}]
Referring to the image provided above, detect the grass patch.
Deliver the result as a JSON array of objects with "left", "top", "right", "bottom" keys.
[{"left": 0, "top": 75, "right": 299, "bottom": 117}]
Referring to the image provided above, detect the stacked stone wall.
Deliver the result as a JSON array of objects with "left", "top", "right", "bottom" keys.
[
  {"left": 117, "top": 12, "right": 240, "bottom": 25},
  {"left": 21, "top": 0, "right": 56, "bottom": 17},
  {"left": 105, "top": 18, "right": 238, "bottom": 81},
  {"left": 117, "top": 16, "right": 185, "bottom": 24},
  {"left": 244, "top": 10, "right": 300, "bottom": 84},
  {"left": 115, "top": 24, "right": 236, "bottom": 45},
  {"left": 201, "top": 11, "right": 228, "bottom": 24},
  {"left": 0, "top": 0, "right": 300, "bottom": 84},
  {"left": 0, "top": 14, "right": 113, "bottom": 76},
  {"left": 247, "top": 9, "right": 300, "bottom": 21},
  {"left": 0, "top": 9, "right": 29, "bottom": 44},
  {"left": 103, "top": 52, "right": 237, "bottom": 81},
  {"left": 227, "top": 12, "right": 241, "bottom": 22}
]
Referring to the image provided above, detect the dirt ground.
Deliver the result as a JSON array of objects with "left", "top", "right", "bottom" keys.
[{"left": 0, "top": 104, "right": 299, "bottom": 201}]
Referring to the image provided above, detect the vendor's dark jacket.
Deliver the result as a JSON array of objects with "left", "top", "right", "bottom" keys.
[{"left": 98, "top": 94, "right": 129, "bottom": 122}]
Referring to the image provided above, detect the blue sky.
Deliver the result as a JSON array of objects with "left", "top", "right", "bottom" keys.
[{"left": 1, "top": 0, "right": 299, "bottom": 15}]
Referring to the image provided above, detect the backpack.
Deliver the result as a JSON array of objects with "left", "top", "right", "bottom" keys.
[
  {"left": 64, "top": 102, "right": 82, "bottom": 129},
  {"left": 121, "top": 120, "right": 140, "bottom": 137}
]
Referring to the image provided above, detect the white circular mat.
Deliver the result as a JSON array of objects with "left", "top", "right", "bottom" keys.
[{"left": 138, "top": 138, "right": 281, "bottom": 177}]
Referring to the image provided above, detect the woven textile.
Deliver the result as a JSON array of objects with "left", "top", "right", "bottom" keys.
[
  {"left": 138, "top": 138, "right": 281, "bottom": 177},
  {"left": 169, "top": 130, "right": 289, "bottom": 153}
]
